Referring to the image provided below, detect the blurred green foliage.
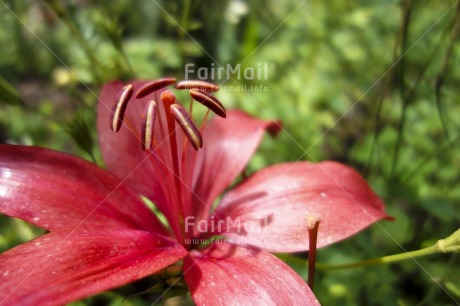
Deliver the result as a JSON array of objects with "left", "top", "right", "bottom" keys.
[{"left": 0, "top": 0, "right": 459, "bottom": 305}]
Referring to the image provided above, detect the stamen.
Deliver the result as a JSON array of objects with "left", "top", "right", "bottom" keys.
[
  {"left": 135, "top": 78, "right": 177, "bottom": 99},
  {"left": 110, "top": 84, "right": 133, "bottom": 132},
  {"left": 189, "top": 90, "right": 226, "bottom": 118},
  {"left": 175, "top": 80, "right": 219, "bottom": 92},
  {"left": 141, "top": 100, "right": 157, "bottom": 151},
  {"left": 170, "top": 104, "right": 203, "bottom": 150}
]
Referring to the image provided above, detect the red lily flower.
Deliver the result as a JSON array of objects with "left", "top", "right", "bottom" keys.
[{"left": 0, "top": 79, "right": 390, "bottom": 305}]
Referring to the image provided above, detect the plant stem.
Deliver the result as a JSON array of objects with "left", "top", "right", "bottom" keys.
[
  {"left": 179, "top": 0, "right": 192, "bottom": 68},
  {"left": 117, "top": 44, "right": 135, "bottom": 77},
  {"left": 43, "top": 0, "right": 104, "bottom": 83},
  {"left": 180, "top": 0, "right": 191, "bottom": 39},
  {"left": 61, "top": 16, "right": 104, "bottom": 82},
  {"left": 390, "top": 0, "right": 413, "bottom": 180},
  {"left": 316, "top": 244, "right": 438, "bottom": 271}
]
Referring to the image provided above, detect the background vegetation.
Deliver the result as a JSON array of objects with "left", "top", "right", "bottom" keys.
[{"left": 0, "top": 0, "right": 459, "bottom": 305}]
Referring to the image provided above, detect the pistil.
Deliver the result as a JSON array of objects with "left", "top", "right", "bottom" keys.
[
  {"left": 160, "top": 90, "right": 180, "bottom": 160},
  {"left": 160, "top": 90, "right": 186, "bottom": 232}
]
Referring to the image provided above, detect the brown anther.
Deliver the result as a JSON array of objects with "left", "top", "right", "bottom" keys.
[
  {"left": 189, "top": 90, "right": 226, "bottom": 118},
  {"left": 135, "top": 78, "right": 177, "bottom": 99},
  {"left": 175, "top": 80, "right": 219, "bottom": 92},
  {"left": 110, "top": 84, "right": 133, "bottom": 132},
  {"left": 160, "top": 90, "right": 176, "bottom": 106},
  {"left": 170, "top": 104, "right": 203, "bottom": 150},
  {"left": 141, "top": 100, "right": 157, "bottom": 151}
]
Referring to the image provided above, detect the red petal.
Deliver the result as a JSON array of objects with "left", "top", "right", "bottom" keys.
[
  {"left": 0, "top": 228, "right": 187, "bottom": 305},
  {"left": 97, "top": 81, "right": 183, "bottom": 237},
  {"left": 213, "top": 162, "right": 391, "bottom": 252},
  {"left": 184, "top": 243, "right": 319, "bottom": 306},
  {"left": 191, "top": 110, "right": 280, "bottom": 230},
  {"left": 0, "top": 145, "right": 167, "bottom": 234}
]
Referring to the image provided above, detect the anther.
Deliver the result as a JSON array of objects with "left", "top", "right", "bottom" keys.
[
  {"left": 141, "top": 100, "right": 157, "bottom": 151},
  {"left": 189, "top": 90, "right": 226, "bottom": 118},
  {"left": 135, "top": 78, "right": 177, "bottom": 99},
  {"left": 175, "top": 80, "right": 219, "bottom": 92},
  {"left": 110, "top": 84, "right": 133, "bottom": 132},
  {"left": 170, "top": 104, "right": 203, "bottom": 150}
]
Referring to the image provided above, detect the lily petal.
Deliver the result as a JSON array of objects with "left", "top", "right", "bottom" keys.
[
  {"left": 191, "top": 110, "right": 280, "bottom": 226},
  {"left": 184, "top": 243, "right": 319, "bottom": 306},
  {"left": 0, "top": 228, "right": 187, "bottom": 305},
  {"left": 213, "top": 162, "right": 390, "bottom": 252},
  {"left": 0, "top": 144, "right": 167, "bottom": 234}
]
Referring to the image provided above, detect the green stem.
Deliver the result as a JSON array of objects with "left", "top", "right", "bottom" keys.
[
  {"left": 316, "top": 244, "right": 438, "bottom": 271},
  {"left": 389, "top": 0, "right": 413, "bottom": 180},
  {"left": 43, "top": 0, "right": 103, "bottom": 83},
  {"left": 0, "top": 75, "right": 25, "bottom": 106},
  {"left": 180, "top": 0, "right": 191, "bottom": 39},
  {"left": 60, "top": 16, "right": 104, "bottom": 82},
  {"left": 117, "top": 45, "right": 135, "bottom": 76},
  {"left": 179, "top": 0, "right": 191, "bottom": 67}
]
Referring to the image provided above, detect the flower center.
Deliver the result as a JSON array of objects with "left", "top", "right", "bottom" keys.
[{"left": 109, "top": 78, "right": 226, "bottom": 243}]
